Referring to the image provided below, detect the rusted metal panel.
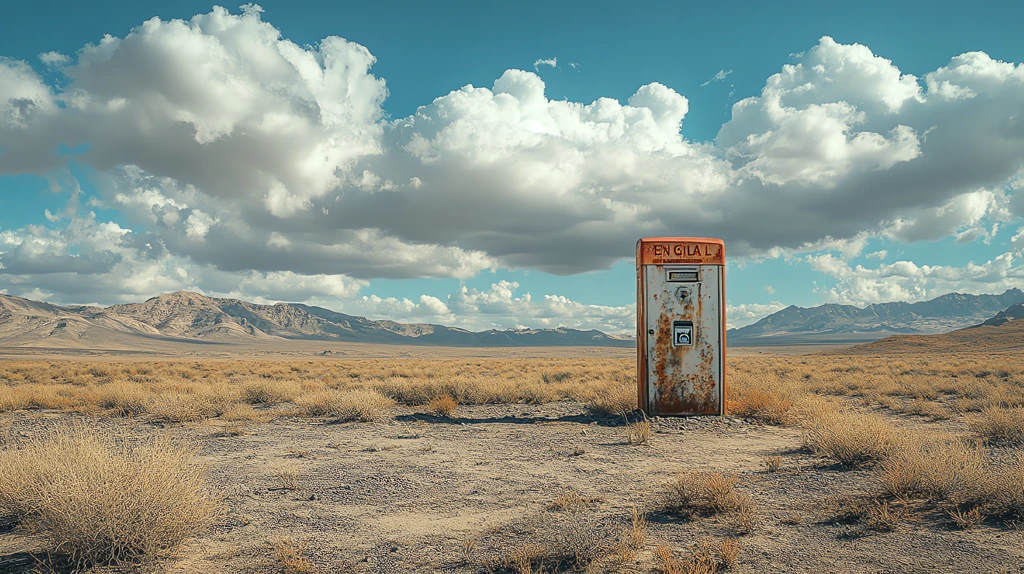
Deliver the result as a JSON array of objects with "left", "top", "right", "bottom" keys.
[{"left": 637, "top": 238, "right": 726, "bottom": 417}]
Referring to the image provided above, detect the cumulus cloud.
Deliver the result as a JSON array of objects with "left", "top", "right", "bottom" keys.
[
  {"left": 883, "top": 189, "right": 1001, "bottom": 243},
  {"left": 808, "top": 252, "right": 1024, "bottom": 306},
  {"left": 38, "top": 51, "right": 71, "bottom": 67},
  {"left": 727, "top": 302, "right": 787, "bottom": 328},
  {"left": 348, "top": 280, "right": 634, "bottom": 333},
  {"left": 2, "top": 10, "right": 1024, "bottom": 317}
]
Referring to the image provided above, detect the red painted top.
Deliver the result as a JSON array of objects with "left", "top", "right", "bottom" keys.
[{"left": 636, "top": 237, "right": 725, "bottom": 266}]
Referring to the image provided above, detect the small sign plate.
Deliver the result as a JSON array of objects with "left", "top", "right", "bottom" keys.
[{"left": 672, "top": 321, "right": 694, "bottom": 347}]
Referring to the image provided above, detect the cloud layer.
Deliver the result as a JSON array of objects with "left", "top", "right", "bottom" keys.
[{"left": 1, "top": 6, "right": 1024, "bottom": 326}]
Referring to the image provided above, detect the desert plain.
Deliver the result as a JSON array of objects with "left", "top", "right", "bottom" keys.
[{"left": 0, "top": 343, "right": 1023, "bottom": 574}]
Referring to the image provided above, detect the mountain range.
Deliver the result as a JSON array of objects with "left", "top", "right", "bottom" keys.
[
  {"left": 727, "top": 288, "right": 1024, "bottom": 346},
  {"left": 838, "top": 301, "right": 1024, "bottom": 355},
  {"left": 3, "top": 288, "right": 1024, "bottom": 353},
  {"left": 0, "top": 291, "right": 633, "bottom": 351}
]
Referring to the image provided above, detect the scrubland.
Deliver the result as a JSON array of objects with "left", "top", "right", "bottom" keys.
[{"left": 0, "top": 353, "right": 1022, "bottom": 572}]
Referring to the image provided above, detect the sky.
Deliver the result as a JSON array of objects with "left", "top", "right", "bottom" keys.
[{"left": 1, "top": 0, "right": 1023, "bottom": 334}]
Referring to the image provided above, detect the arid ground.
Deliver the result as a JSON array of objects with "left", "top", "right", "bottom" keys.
[{"left": 1, "top": 348, "right": 1023, "bottom": 573}]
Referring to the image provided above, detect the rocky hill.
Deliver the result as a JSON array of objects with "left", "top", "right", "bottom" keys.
[
  {"left": 977, "top": 303, "right": 1024, "bottom": 327},
  {"left": 728, "top": 288, "right": 1024, "bottom": 346},
  {"left": 0, "top": 291, "right": 633, "bottom": 350},
  {"left": 834, "top": 301, "right": 1024, "bottom": 355}
]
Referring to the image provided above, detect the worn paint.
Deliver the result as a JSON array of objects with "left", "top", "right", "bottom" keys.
[{"left": 637, "top": 238, "right": 725, "bottom": 416}]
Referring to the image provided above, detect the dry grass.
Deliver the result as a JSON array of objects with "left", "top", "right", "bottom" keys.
[
  {"left": 801, "top": 406, "right": 903, "bottom": 467},
  {"left": 329, "top": 389, "right": 395, "bottom": 423},
  {"left": 242, "top": 378, "right": 303, "bottom": 405},
  {"left": 429, "top": 394, "right": 458, "bottom": 417},
  {"left": 547, "top": 490, "right": 604, "bottom": 512},
  {"left": 718, "top": 538, "right": 740, "bottom": 569},
  {"left": 827, "top": 495, "right": 908, "bottom": 532},
  {"left": 877, "top": 435, "right": 989, "bottom": 505},
  {"left": 586, "top": 382, "right": 637, "bottom": 416},
  {"left": 0, "top": 358, "right": 636, "bottom": 427},
  {"left": 295, "top": 388, "right": 394, "bottom": 423},
  {"left": 970, "top": 406, "right": 1024, "bottom": 445},
  {"left": 655, "top": 544, "right": 686, "bottom": 574},
  {"left": 730, "top": 494, "right": 760, "bottom": 535},
  {"left": 0, "top": 353, "right": 1021, "bottom": 434},
  {"left": 624, "top": 505, "right": 647, "bottom": 552},
  {"left": 655, "top": 538, "right": 740, "bottom": 574},
  {"left": 274, "top": 537, "right": 314, "bottom": 574},
  {"left": 624, "top": 412, "right": 652, "bottom": 445},
  {"left": 662, "top": 471, "right": 745, "bottom": 517},
  {"left": 219, "top": 403, "right": 271, "bottom": 422},
  {"left": 0, "top": 424, "right": 219, "bottom": 567},
  {"left": 147, "top": 392, "right": 220, "bottom": 423},
  {"left": 274, "top": 467, "right": 300, "bottom": 490},
  {"left": 729, "top": 387, "right": 793, "bottom": 424}
]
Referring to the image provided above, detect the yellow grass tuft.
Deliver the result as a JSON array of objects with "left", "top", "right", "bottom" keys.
[
  {"left": 877, "top": 435, "right": 989, "bottom": 505},
  {"left": 296, "top": 388, "right": 395, "bottom": 423},
  {"left": 624, "top": 412, "right": 652, "bottom": 445},
  {"left": 801, "top": 407, "right": 902, "bottom": 467},
  {"left": 0, "top": 425, "right": 219, "bottom": 567},
  {"left": 970, "top": 406, "right": 1024, "bottom": 445},
  {"left": 274, "top": 537, "right": 314, "bottom": 574},
  {"left": 429, "top": 394, "right": 458, "bottom": 417},
  {"left": 242, "top": 378, "right": 302, "bottom": 405}
]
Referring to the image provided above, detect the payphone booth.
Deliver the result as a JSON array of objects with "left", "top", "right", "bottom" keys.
[{"left": 636, "top": 237, "right": 726, "bottom": 416}]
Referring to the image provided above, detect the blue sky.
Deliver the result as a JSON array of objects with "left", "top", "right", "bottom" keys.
[{"left": 1, "top": 1, "right": 1023, "bottom": 333}]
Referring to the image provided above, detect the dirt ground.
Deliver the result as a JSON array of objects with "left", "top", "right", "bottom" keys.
[{"left": 2, "top": 396, "right": 1023, "bottom": 573}]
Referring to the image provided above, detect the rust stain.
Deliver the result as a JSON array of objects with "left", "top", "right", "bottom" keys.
[{"left": 646, "top": 264, "right": 721, "bottom": 416}]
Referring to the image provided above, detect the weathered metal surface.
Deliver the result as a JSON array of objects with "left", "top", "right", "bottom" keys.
[
  {"left": 637, "top": 238, "right": 726, "bottom": 417},
  {"left": 638, "top": 238, "right": 724, "bottom": 266}
]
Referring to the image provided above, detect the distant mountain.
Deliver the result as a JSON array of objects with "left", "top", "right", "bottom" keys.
[
  {"left": 836, "top": 301, "right": 1024, "bottom": 355},
  {"left": 978, "top": 303, "right": 1024, "bottom": 328},
  {"left": 0, "top": 291, "right": 634, "bottom": 350},
  {"left": 728, "top": 288, "right": 1024, "bottom": 346}
]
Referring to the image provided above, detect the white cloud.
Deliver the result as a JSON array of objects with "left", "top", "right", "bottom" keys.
[
  {"left": 350, "top": 280, "right": 634, "bottom": 333},
  {"left": 727, "top": 302, "right": 787, "bottom": 328},
  {"left": 184, "top": 210, "right": 217, "bottom": 239},
  {"left": 533, "top": 57, "right": 557, "bottom": 71},
  {"left": 38, "top": 51, "right": 70, "bottom": 67},
  {"left": 0, "top": 13, "right": 1023, "bottom": 315},
  {"left": 700, "top": 69, "right": 732, "bottom": 87},
  {"left": 884, "top": 189, "right": 1000, "bottom": 243},
  {"left": 764, "top": 285, "right": 775, "bottom": 294},
  {"left": 808, "top": 252, "right": 1024, "bottom": 306}
]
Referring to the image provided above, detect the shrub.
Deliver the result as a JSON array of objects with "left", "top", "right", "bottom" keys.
[
  {"left": 970, "top": 406, "right": 1024, "bottom": 445},
  {"left": 96, "top": 382, "right": 151, "bottom": 416},
  {"left": 587, "top": 383, "right": 637, "bottom": 416},
  {"left": 242, "top": 378, "right": 301, "bottom": 405},
  {"left": 662, "top": 471, "right": 742, "bottom": 517},
  {"left": 981, "top": 454, "right": 1024, "bottom": 520},
  {"left": 0, "top": 425, "right": 220, "bottom": 567},
  {"left": 625, "top": 412, "right": 652, "bottom": 445},
  {"left": 877, "top": 435, "right": 989, "bottom": 505},
  {"left": 801, "top": 408, "right": 902, "bottom": 467},
  {"left": 147, "top": 392, "right": 219, "bottom": 423},
  {"left": 429, "top": 394, "right": 458, "bottom": 417},
  {"left": 730, "top": 388, "right": 793, "bottom": 425},
  {"left": 297, "top": 389, "right": 394, "bottom": 423}
]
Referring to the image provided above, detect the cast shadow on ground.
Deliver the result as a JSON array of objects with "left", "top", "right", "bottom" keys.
[{"left": 393, "top": 412, "right": 629, "bottom": 428}]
